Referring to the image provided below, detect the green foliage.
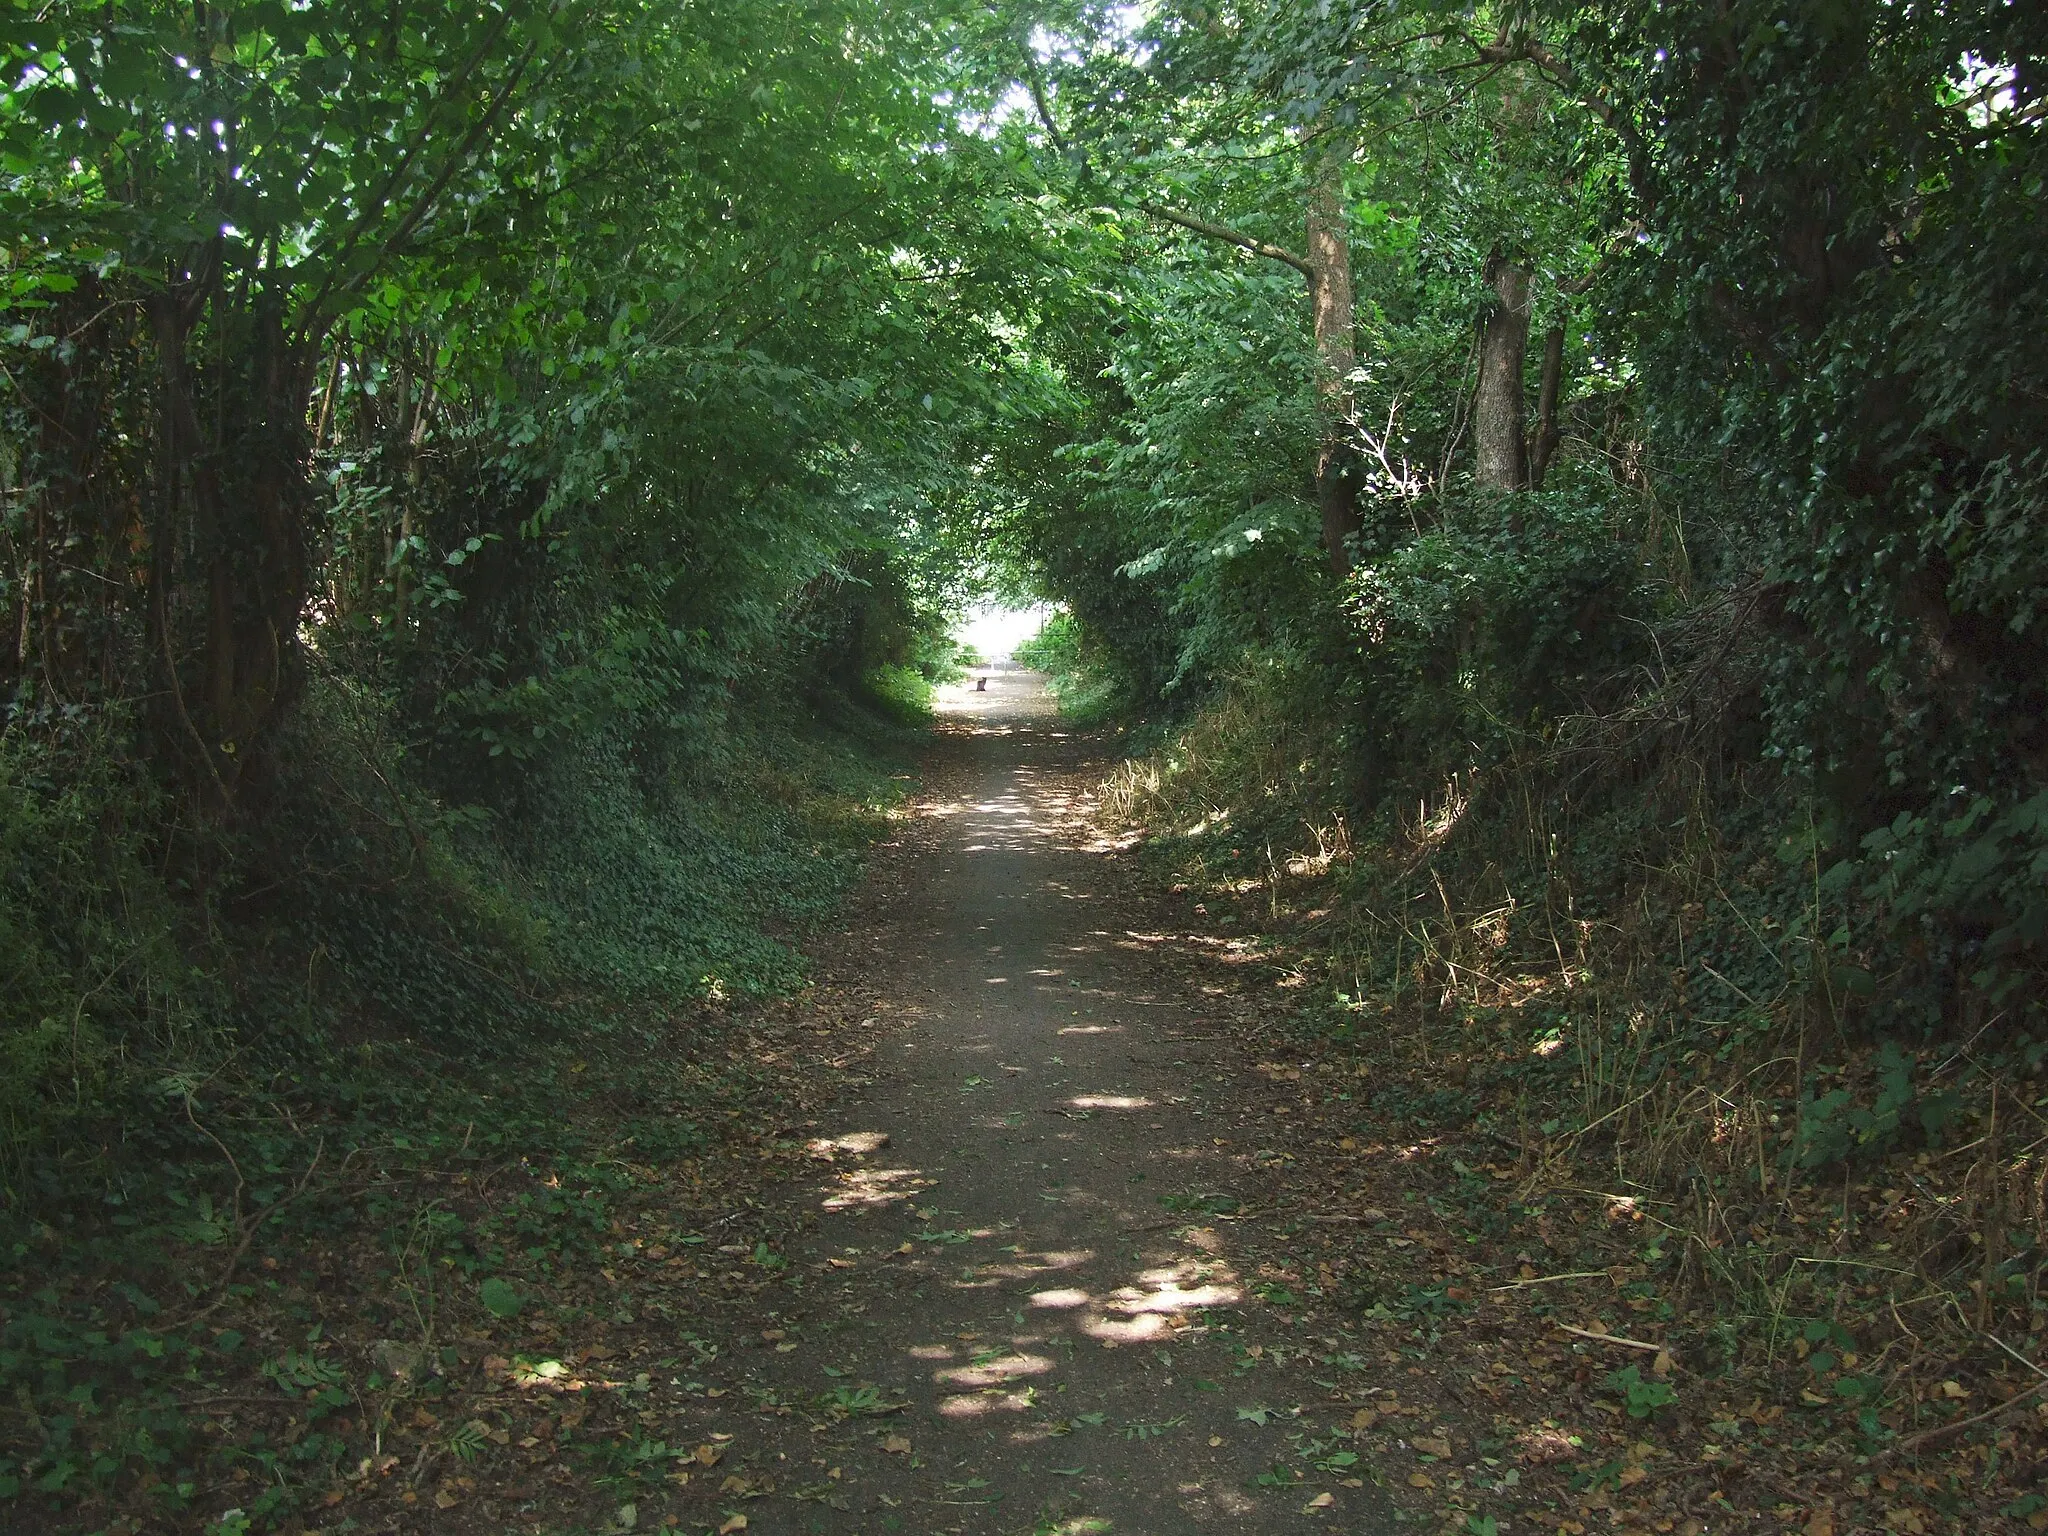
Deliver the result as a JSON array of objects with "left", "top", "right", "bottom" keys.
[
  {"left": 863, "top": 664, "right": 938, "bottom": 724},
  {"left": 0, "top": 0, "right": 1015, "bottom": 1213},
  {"left": 1015, "top": 611, "right": 1127, "bottom": 722},
  {"left": 1345, "top": 486, "right": 1654, "bottom": 774},
  {"left": 1795, "top": 1044, "right": 1962, "bottom": 1170},
  {"left": 1558, "top": 0, "right": 2048, "bottom": 993},
  {"left": 1601, "top": 1365, "right": 1677, "bottom": 1421},
  {"left": 996, "top": 0, "right": 2046, "bottom": 1016},
  {"left": 1855, "top": 792, "right": 2048, "bottom": 1004},
  {"left": 0, "top": 722, "right": 209, "bottom": 1192},
  {"left": 1013, "top": 611, "right": 1081, "bottom": 676},
  {"left": 477, "top": 1277, "right": 523, "bottom": 1319},
  {"left": 489, "top": 712, "right": 898, "bottom": 999}
]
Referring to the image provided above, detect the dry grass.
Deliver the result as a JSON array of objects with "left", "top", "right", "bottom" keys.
[{"left": 1102, "top": 667, "right": 2048, "bottom": 1456}]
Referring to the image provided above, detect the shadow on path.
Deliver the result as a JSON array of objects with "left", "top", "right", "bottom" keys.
[{"left": 744, "top": 671, "right": 1400, "bottom": 1535}]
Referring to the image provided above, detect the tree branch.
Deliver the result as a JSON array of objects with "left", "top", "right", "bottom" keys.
[
  {"left": 1020, "top": 51, "right": 1309, "bottom": 279},
  {"left": 1472, "top": 30, "right": 1657, "bottom": 211},
  {"left": 294, "top": 4, "right": 521, "bottom": 329},
  {"left": 1138, "top": 202, "right": 1313, "bottom": 277},
  {"left": 1022, "top": 55, "right": 1069, "bottom": 158},
  {"left": 365, "top": 34, "right": 549, "bottom": 275}
]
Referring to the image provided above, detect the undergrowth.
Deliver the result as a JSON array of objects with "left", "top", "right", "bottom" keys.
[
  {"left": 1103, "top": 658, "right": 2048, "bottom": 1463},
  {"left": 0, "top": 669, "right": 917, "bottom": 1530}
]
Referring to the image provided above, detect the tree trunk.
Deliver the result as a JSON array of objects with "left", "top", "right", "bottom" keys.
[
  {"left": 1136, "top": 141, "right": 1358, "bottom": 576},
  {"left": 1474, "top": 251, "right": 1531, "bottom": 493},
  {"left": 143, "top": 285, "right": 312, "bottom": 812},
  {"left": 1304, "top": 136, "right": 1360, "bottom": 577},
  {"left": 1529, "top": 321, "right": 1565, "bottom": 489}
]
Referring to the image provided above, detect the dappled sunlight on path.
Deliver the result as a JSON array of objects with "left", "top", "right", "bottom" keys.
[{"left": 733, "top": 667, "right": 1398, "bottom": 1534}]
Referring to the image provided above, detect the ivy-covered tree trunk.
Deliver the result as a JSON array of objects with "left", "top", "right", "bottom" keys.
[
  {"left": 1529, "top": 321, "right": 1565, "bottom": 490},
  {"left": 1475, "top": 252, "right": 1531, "bottom": 492},
  {"left": 142, "top": 283, "right": 316, "bottom": 813},
  {"left": 1305, "top": 137, "right": 1361, "bottom": 576}
]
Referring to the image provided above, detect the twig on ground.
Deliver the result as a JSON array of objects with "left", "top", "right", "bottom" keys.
[
  {"left": 1881, "top": 1377, "right": 2048, "bottom": 1460},
  {"left": 173, "top": 1137, "right": 328, "bottom": 1328},
  {"left": 1870, "top": 1302, "right": 2048, "bottom": 1459},
  {"left": 1468, "top": 1127, "right": 1530, "bottom": 1157},
  {"left": 1556, "top": 1323, "right": 1667, "bottom": 1353},
  {"left": 179, "top": 1394, "right": 301, "bottom": 1409},
  {"left": 1973, "top": 1317, "right": 2048, "bottom": 1384}
]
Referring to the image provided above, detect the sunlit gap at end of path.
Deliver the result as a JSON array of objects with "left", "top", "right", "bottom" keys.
[{"left": 954, "top": 601, "right": 1050, "bottom": 662}]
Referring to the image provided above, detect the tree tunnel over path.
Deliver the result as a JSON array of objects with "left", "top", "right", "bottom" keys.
[{"left": 5, "top": 2, "right": 2047, "bottom": 1532}]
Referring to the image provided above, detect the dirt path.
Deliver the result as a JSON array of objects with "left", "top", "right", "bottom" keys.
[
  {"left": 401, "top": 666, "right": 2009, "bottom": 1536},
  {"left": 697, "top": 672, "right": 1400, "bottom": 1535}
]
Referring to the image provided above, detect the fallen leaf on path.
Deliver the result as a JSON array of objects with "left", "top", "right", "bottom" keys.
[
  {"left": 882, "top": 1435, "right": 911, "bottom": 1454},
  {"left": 1303, "top": 1492, "right": 1334, "bottom": 1510},
  {"left": 718, "top": 1518, "right": 747, "bottom": 1535},
  {"left": 1412, "top": 1436, "right": 1452, "bottom": 1459},
  {"left": 692, "top": 1443, "right": 724, "bottom": 1467},
  {"left": 1408, "top": 1472, "right": 1434, "bottom": 1489}
]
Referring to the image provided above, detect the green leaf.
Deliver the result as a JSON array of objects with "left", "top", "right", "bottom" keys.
[{"left": 479, "top": 1277, "right": 523, "bottom": 1319}]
